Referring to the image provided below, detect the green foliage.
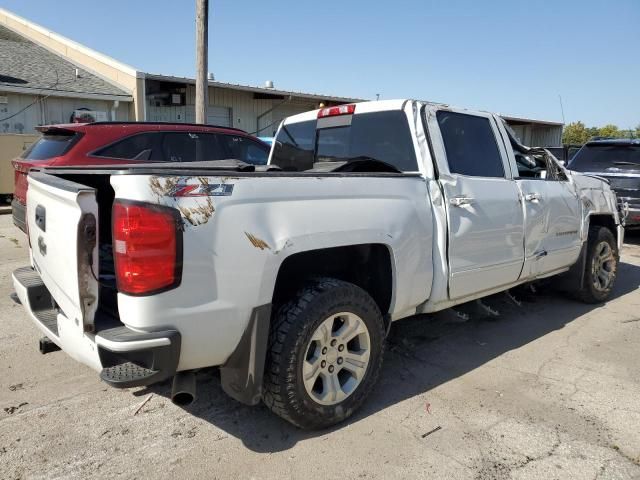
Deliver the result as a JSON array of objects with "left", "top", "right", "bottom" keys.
[
  {"left": 562, "top": 121, "right": 638, "bottom": 144},
  {"left": 598, "top": 124, "right": 620, "bottom": 138},
  {"left": 562, "top": 122, "right": 591, "bottom": 144}
]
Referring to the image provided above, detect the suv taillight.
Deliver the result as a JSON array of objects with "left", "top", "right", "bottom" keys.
[
  {"left": 13, "top": 163, "right": 29, "bottom": 204},
  {"left": 112, "top": 201, "right": 182, "bottom": 296}
]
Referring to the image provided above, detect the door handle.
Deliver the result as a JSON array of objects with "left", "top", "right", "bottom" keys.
[
  {"left": 449, "top": 196, "right": 474, "bottom": 207},
  {"left": 524, "top": 193, "right": 542, "bottom": 202}
]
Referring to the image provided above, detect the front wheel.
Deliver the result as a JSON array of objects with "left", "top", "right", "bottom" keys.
[
  {"left": 262, "top": 278, "right": 385, "bottom": 429},
  {"left": 575, "top": 226, "right": 619, "bottom": 303}
]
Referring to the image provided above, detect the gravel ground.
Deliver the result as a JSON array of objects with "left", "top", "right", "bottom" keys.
[{"left": 1, "top": 213, "right": 639, "bottom": 480}]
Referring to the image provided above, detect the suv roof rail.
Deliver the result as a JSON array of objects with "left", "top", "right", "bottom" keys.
[{"left": 85, "top": 121, "right": 248, "bottom": 134}]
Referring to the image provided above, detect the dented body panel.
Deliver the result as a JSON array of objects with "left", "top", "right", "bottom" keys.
[
  {"left": 13, "top": 99, "right": 622, "bottom": 398},
  {"left": 110, "top": 173, "right": 433, "bottom": 370}
]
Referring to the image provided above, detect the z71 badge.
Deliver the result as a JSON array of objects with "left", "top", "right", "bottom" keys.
[{"left": 168, "top": 182, "right": 234, "bottom": 197}]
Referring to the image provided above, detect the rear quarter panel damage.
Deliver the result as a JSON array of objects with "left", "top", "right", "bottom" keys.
[{"left": 109, "top": 174, "right": 434, "bottom": 370}]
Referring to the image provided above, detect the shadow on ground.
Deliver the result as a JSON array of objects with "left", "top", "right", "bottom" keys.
[
  {"left": 624, "top": 228, "right": 640, "bottom": 246},
  {"left": 135, "top": 258, "right": 640, "bottom": 453}
]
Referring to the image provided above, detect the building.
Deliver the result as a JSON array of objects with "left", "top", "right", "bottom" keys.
[
  {"left": 0, "top": 22, "right": 132, "bottom": 133},
  {"left": 0, "top": 7, "right": 563, "bottom": 145},
  {"left": 502, "top": 114, "right": 564, "bottom": 148},
  {"left": 0, "top": 8, "right": 358, "bottom": 137}
]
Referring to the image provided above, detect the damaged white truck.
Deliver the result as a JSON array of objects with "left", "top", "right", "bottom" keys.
[{"left": 12, "top": 100, "right": 624, "bottom": 429}]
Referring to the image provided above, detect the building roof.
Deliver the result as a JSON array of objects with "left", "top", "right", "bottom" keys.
[
  {"left": 0, "top": 24, "right": 132, "bottom": 101},
  {"left": 500, "top": 114, "right": 563, "bottom": 127},
  {"left": 143, "top": 72, "right": 363, "bottom": 104}
]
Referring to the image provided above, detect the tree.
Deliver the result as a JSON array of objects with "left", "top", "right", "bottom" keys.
[
  {"left": 562, "top": 122, "right": 591, "bottom": 144},
  {"left": 563, "top": 121, "right": 637, "bottom": 144},
  {"left": 586, "top": 127, "right": 599, "bottom": 139},
  {"left": 598, "top": 124, "right": 620, "bottom": 138}
]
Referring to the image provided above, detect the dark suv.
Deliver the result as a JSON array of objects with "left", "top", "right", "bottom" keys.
[
  {"left": 568, "top": 138, "right": 640, "bottom": 228},
  {"left": 12, "top": 122, "right": 270, "bottom": 231}
]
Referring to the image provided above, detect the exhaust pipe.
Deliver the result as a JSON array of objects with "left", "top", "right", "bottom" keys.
[{"left": 171, "top": 371, "right": 196, "bottom": 406}]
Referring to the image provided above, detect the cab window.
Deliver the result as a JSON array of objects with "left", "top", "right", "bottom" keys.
[{"left": 436, "top": 111, "right": 505, "bottom": 178}]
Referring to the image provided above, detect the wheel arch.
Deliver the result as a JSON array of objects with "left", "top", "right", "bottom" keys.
[
  {"left": 220, "top": 242, "right": 396, "bottom": 407},
  {"left": 271, "top": 243, "right": 395, "bottom": 322},
  {"left": 586, "top": 213, "right": 618, "bottom": 241}
]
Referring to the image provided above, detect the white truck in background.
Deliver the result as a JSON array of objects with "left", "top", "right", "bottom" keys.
[{"left": 12, "top": 100, "right": 623, "bottom": 429}]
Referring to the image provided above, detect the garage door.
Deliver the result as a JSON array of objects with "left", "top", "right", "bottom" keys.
[{"left": 207, "top": 106, "right": 231, "bottom": 127}]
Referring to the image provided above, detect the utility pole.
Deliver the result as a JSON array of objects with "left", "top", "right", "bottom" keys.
[{"left": 195, "top": 0, "right": 209, "bottom": 124}]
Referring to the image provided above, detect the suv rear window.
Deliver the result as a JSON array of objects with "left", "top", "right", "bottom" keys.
[
  {"left": 21, "top": 133, "right": 78, "bottom": 160},
  {"left": 569, "top": 144, "right": 640, "bottom": 171},
  {"left": 271, "top": 111, "right": 418, "bottom": 172}
]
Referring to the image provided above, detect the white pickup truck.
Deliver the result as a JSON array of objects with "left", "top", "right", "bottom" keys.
[{"left": 12, "top": 100, "right": 624, "bottom": 429}]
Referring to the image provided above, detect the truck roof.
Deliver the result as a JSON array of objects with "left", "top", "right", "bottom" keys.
[
  {"left": 283, "top": 99, "right": 411, "bottom": 124},
  {"left": 281, "top": 98, "right": 497, "bottom": 125}
]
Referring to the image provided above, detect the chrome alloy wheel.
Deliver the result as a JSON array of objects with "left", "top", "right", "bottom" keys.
[
  {"left": 592, "top": 241, "right": 616, "bottom": 291},
  {"left": 302, "top": 312, "right": 371, "bottom": 406}
]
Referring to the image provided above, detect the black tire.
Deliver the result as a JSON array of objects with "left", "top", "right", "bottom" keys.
[
  {"left": 263, "top": 277, "right": 385, "bottom": 429},
  {"left": 575, "top": 226, "right": 619, "bottom": 303}
]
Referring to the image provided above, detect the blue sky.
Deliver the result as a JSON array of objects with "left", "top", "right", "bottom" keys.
[{"left": 2, "top": 0, "right": 638, "bottom": 127}]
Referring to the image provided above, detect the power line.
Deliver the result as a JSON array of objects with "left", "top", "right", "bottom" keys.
[
  {"left": 0, "top": 69, "right": 74, "bottom": 123},
  {"left": 0, "top": 95, "right": 49, "bottom": 123},
  {"left": 248, "top": 117, "right": 281, "bottom": 136}
]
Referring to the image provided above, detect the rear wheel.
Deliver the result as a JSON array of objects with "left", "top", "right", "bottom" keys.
[
  {"left": 263, "top": 278, "right": 385, "bottom": 429},
  {"left": 575, "top": 226, "right": 618, "bottom": 303}
]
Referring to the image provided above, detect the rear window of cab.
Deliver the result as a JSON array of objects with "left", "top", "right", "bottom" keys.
[{"left": 271, "top": 111, "right": 418, "bottom": 172}]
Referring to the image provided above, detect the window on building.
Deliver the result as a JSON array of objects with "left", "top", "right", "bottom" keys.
[{"left": 436, "top": 111, "right": 505, "bottom": 178}]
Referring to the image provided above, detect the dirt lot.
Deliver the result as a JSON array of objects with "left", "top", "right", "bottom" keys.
[{"left": 1, "top": 214, "right": 639, "bottom": 480}]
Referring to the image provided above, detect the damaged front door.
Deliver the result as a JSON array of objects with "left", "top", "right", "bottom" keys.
[{"left": 428, "top": 108, "right": 525, "bottom": 299}]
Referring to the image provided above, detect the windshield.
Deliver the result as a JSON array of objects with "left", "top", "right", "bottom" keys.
[
  {"left": 271, "top": 110, "right": 418, "bottom": 172},
  {"left": 21, "top": 133, "right": 78, "bottom": 161},
  {"left": 569, "top": 144, "right": 640, "bottom": 171}
]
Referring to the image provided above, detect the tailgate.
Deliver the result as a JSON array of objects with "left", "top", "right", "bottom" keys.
[{"left": 27, "top": 172, "right": 99, "bottom": 331}]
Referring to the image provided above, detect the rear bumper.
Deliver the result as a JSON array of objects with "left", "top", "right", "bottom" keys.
[
  {"left": 11, "top": 199, "right": 26, "bottom": 233},
  {"left": 625, "top": 207, "right": 640, "bottom": 228},
  {"left": 12, "top": 266, "right": 181, "bottom": 388},
  {"left": 619, "top": 197, "right": 640, "bottom": 228}
]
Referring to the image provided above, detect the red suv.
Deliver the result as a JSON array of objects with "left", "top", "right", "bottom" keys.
[{"left": 12, "top": 122, "right": 270, "bottom": 231}]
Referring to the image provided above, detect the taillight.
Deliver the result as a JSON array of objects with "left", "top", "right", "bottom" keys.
[
  {"left": 14, "top": 169, "right": 28, "bottom": 204},
  {"left": 317, "top": 104, "right": 356, "bottom": 118},
  {"left": 112, "top": 201, "right": 182, "bottom": 296}
]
